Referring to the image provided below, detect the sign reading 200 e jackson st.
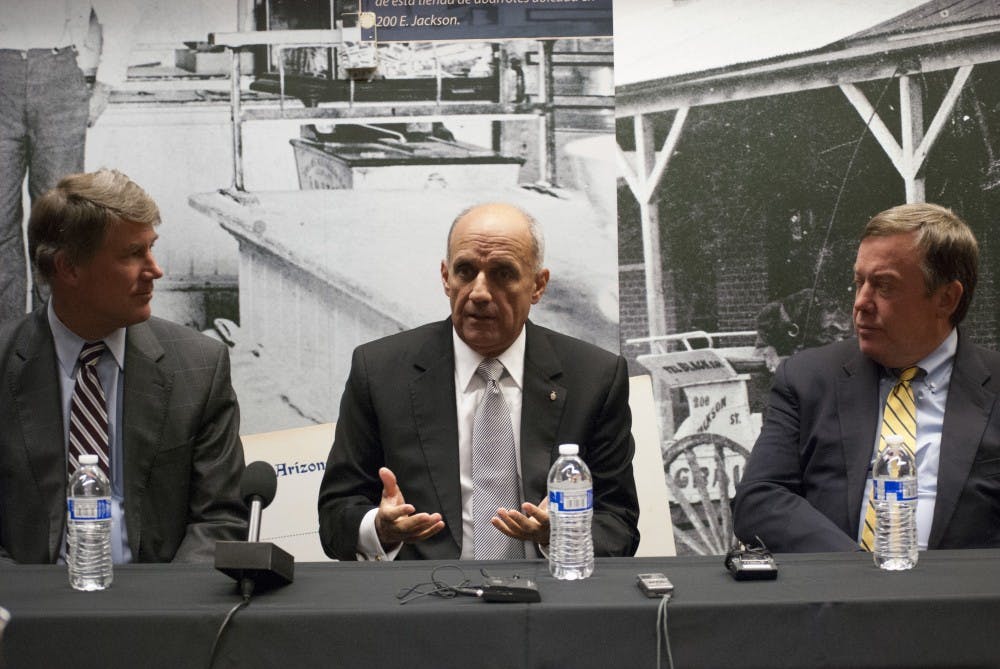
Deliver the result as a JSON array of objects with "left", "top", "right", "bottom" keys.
[{"left": 363, "top": 0, "right": 611, "bottom": 42}]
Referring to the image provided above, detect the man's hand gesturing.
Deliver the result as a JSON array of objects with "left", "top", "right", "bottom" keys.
[{"left": 374, "top": 467, "right": 445, "bottom": 549}]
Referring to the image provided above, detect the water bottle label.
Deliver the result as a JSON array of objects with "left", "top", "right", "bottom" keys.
[
  {"left": 873, "top": 478, "right": 917, "bottom": 502},
  {"left": 548, "top": 489, "right": 593, "bottom": 512},
  {"left": 68, "top": 497, "right": 112, "bottom": 520}
]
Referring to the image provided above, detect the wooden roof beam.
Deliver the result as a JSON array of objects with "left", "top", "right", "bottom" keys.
[
  {"left": 839, "top": 82, "right": 905, "bottom": 175},
  {"left": 616, "top": 31, "right": 1000, "bottom": 117}
]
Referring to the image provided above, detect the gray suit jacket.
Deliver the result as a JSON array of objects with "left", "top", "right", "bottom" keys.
[
  {"left": 0, "top": 308, "right": 247, "bottom": 564},
  {"left": 318, "top": 318, "right": 640, "bottom": 560},
  {"left": 733, "top": 332, "right": 1000, "bottom": 552}
]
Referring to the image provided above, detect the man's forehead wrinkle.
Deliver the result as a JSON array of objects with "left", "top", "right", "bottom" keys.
[
  {"left": 855, "top": 266, "right": 902, "bottom": 277},
  {"left": 454, "top": 237, "right": 530, "bottom": 262},
  {"left": 461, "top": 253, "right": 522, "bottom": 269}
]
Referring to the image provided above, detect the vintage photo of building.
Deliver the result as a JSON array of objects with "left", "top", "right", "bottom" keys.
[{"left": 616, "top": 0, "right": 1000, "bottom": 554}]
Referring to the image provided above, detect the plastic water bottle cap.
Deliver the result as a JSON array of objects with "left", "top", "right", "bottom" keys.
[
  {"left": 79, "top": 454, "right": 99, "bottom": 465},
  {"left": 558, "top": 444, "right": 579, "bottom": 456}
]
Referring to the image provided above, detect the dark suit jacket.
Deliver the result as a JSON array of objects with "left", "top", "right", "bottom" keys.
[
  {"left": 318, "top": 318, "right": 640, "bottom": 560},
  {"left": 0, "top": 308, "right": 247, "bottom": 564},
  {"left": 733, "top": 332, "right": 1000, "bottom": 552}
]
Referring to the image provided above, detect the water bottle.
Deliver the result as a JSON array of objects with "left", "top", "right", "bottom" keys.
[
  {"left": 547, "top": 443, "right": 594, "bottom": 580},
  {"left": 872, "top": 434, "right": 918, "bottom": 571},
  {"left": 67, "top": 454, "right": 113, "bottom": 591}
]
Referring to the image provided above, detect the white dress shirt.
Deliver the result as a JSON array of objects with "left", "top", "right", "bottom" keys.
[{"left": 0, "top": 0, "right": 137, "bottom": 84}]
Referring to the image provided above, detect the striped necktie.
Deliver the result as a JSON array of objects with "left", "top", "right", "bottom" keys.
[
  {"left": 471, "top": 358, "right": 525, "bottom": 559},
  {"left": 68, "top": 341, "right": 110, "bottom": 480},
  {"left": 860, "top": 366, "right": 919, "bottom": 551}
]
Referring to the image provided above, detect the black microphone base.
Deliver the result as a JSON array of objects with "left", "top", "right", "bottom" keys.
[{"left": 215, "top": 541, "right": 295, "bottom": 590}]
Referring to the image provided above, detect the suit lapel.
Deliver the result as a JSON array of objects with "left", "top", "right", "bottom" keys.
[
  {"left": 930, "top": 334, "right": 994, "bottom": 548},
  {"left": 837, "top": 347, "right": 880, "bottom": 537},
  {"left": 521, "top": 322, "right": 565, "bottom": 506},
  {"left": 11, "top": 310, "right": 68, "bottom": 562},
  {"left": 409, "top": 320, "right": 462, "bottom": 552},
  {"left": 121, "top": 321, "right": 171, "bottom": 556}
]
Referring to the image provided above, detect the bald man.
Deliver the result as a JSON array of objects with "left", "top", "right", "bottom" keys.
[{"left": 318, "top": 203, "right": 640, "bottom": 561}]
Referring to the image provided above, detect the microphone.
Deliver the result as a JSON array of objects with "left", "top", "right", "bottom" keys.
[
  {"left": 215, "top": 461, "right": 294, "bottom": 594},
  {"left": 241, "top": 460, "right": 277, "bottom": 543}
]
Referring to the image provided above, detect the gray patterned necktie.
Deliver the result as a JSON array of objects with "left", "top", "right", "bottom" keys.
[{"left": 472, "top": 358, "right": 525, "bottom": 559}]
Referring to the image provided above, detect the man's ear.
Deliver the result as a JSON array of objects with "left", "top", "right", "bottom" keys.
[
  {"left": 936, "top": 279, "right": 963, "bottom": 321},
  {"left": 531, "top": 269, "right": 550, "bottom": 305},
  {"left": 52, "top": 251, "right": 79, "bottom": 286},
  {"left": 440, "top": 259, "right": 451, "bottom": 297}
]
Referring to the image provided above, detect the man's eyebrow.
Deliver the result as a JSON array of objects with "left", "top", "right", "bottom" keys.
[
  {"left": 855, "top": 270, "right": 900, "bottom": 286},
  {"left": 125, "top": 236, "right": 157, "bottom": 253}
]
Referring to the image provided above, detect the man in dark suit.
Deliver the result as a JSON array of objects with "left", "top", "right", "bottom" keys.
[
  {"left": 733, "top": 203, "right": 1000, "bottom": 552},
  {"left": 318, "top": 202, "right": 639, "bottom": 560},
  {"left": 0, "top": 169, "right": 246, "bottom": 565}
]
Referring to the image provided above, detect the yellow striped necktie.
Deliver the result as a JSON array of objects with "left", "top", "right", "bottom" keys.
[{"left": 860, "top": 366, "right": 919, "bottom": 551}]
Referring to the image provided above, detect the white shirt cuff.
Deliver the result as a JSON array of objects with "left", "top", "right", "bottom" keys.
[{"left": 357, "top": 507, "right": 403, "bottom": 561}]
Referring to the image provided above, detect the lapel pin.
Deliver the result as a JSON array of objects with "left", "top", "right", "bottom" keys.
[{"left": 549, "top": 391, "right": 557, "bottom": 401}]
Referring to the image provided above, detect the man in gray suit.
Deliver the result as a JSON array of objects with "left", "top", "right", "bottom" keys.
[
  {"left": 734, "top": 203, "right": 1000, "bottom": 552},
  {"left": 318, "top": 202, "right": 639, "bottom": 561},
  {"left": 0, "top": 169, "right": 246, "bottom": 564}
]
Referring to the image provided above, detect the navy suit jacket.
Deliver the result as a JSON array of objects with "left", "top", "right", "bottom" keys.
[
  {"left": 0, "top": 308, "right": 247, "bottom": 564},
  {"left": 733, "top": 332, "right": 1000, "bottom": 552},
  {"left": 318, "top": 318, "right": 640, "bottom": 560}
]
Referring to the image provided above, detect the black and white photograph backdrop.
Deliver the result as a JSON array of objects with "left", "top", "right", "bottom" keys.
[
  {"left": 615, "top": 0, "right": 1000, "bottom": 555},
  {"left": 3, "top": 0, "right": 617, "bottom": 434},
  {"left": 10, "top": 0, "right": 1000, "bottom": 560}
]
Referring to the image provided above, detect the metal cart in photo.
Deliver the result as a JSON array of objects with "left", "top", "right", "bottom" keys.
[{"left": 631, "top": 330, "right": 764, "bottom": 556}]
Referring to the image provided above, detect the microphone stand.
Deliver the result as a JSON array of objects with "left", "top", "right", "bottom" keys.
[{"left": 209, "top": 463, "right": 294, "bottom": 668}]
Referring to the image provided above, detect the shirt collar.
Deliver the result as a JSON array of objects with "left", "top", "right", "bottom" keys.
[
  {"left": 917, "top": 327, "right": 957, "bottom": 388},
  {"left": 47, "top": 301, "right": 127, "bottom": 376},
  {"left": 884, "top": 328, "right": 957, "bottom": 385},
  {"left": 452, "top": 325, "right": 526, "bottom": 392}
]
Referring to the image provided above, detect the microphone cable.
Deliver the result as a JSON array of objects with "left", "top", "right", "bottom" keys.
[
  {"left": 396, "top": 564, "right": 483, "bottom": 604},
  {"left": 207, "top": 577, "right": 255, "bottom": 669},
  {"left": 656, "top": 592, "right": 675, "bottom": 669}
]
